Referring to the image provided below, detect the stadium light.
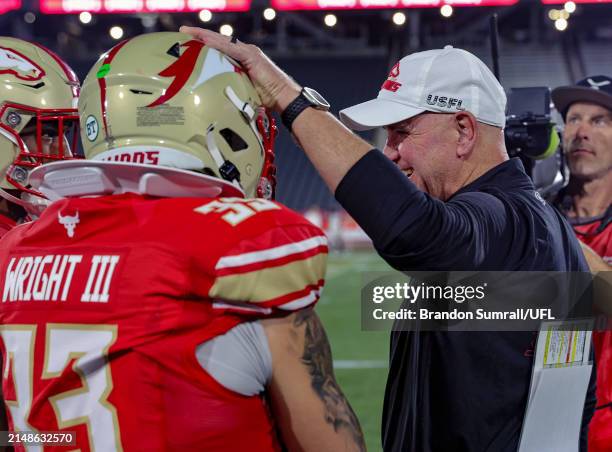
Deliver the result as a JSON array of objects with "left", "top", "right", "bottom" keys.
[
  {"left": 24, "top": 12, "right": 36, "bottom": 24},
  {"left": 392, "top": 12, "right": 406, "bottom": 26},
  {"left": 555, "top": 18, "right": 568, "bottom": 31},
  {"left": 324, "top": 13, "right": 337, "bottom": 27},
  {"left": 110, "top": 26, "right": 124, "bottom": 40},
  {"left": 79, "top": 12, "right": 93, "bottom": 24},
  {"left": 263, "top": 7, "right": 276, "bottom": 20},
  {"left": 199, "top": 9, "right": 213, "bottom": 22},
  {"left": 548, "top": 9, "right": 560, "bottom": 20},
  {"left": 440, "top": 4, "right": 453, "bottom": 18},
  {"left": 220, "top": 24, "right": 234, "bottom": 36},
  {"left": 564, "top": 1, "right": 576, "bottom": 13}
]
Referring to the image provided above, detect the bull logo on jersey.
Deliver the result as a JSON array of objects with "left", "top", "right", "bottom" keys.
[
  {"left": 0, "top": 47, "right": 46, "bottom": 82},
  {"left": 381, "top": 62, "right": 402, "bottom": 93},
  {"left": 58, "top": 211, "right": 80, "bottom": 238}
]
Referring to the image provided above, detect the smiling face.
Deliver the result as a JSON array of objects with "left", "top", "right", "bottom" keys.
[
  {"left": 383, "top": 113, "right": 460, "bottom": 199},
  {"left": 563, "top": 102, "right": 612, "bottom": 181}
]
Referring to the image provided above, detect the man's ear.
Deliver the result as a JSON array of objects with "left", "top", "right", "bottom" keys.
[{"left": 454, "top": 111, "right": 478, "bottom": 158}]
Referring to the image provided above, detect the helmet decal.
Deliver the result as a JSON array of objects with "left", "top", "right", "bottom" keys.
[
  {"left": 0, "top": 46, "right": 46, "bottom": 82},
  {"left": 85, "top": 115, "right": 99, "bottom": 142},
  {"left": 97, "top": 39, "right": 131, "bottom": 141},
  {"left": 193, "top": 48, "right": 238, "bottom": 90},
  {"left": 28, "top": 41, "right": 80, "bottom": 100},
  {"left": 148, "top": 40, "right": 205, "bottom": 108}
]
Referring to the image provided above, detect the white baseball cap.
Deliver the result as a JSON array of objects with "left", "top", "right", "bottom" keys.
[{"left": 339, "top": 46, "right": 507, "bottom": 131}]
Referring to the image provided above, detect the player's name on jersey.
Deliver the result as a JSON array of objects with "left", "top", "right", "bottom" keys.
[{"left": 2, "top": 254, "right": 120, "bottom": 303}]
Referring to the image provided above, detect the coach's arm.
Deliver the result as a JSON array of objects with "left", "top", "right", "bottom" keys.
[{"left": 579, "top": 241, "right": 612, "bottom": 315}]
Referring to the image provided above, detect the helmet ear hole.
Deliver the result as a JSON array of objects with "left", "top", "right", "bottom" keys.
[
  {"left": 129, "top": 89, "right": 153, "bottom": 95},
  {"left": 219, "top": 128, "right": 248, "bottom": 152}
]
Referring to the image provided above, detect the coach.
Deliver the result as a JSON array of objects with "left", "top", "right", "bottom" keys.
[{"left": 181, "top": 27, "right": 596, "bottom": 451}]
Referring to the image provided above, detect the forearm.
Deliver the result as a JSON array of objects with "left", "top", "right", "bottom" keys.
[
  {"left": 264, "top": 310, "right": 365, "bottom": 452},
  {"left": 178, "top": 27, "right": 373, "bottom": 193},
  {"left": 580, "top": 241, "right": 612, "bottom": 272},
  {"left": 290, "top": 108, "right": 373, "bottom": 193},
  {"left": 578, "top": 242, "right": 612, "bottom": 314}
]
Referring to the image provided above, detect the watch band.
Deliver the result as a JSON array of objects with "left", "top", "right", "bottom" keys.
[{"left": 281, "top": 92, "right": 313, "bottom": 132}]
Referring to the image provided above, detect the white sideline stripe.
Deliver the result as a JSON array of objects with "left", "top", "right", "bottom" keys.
[
  {"left": 333, "top": 360, "right": 388, "bottom": 369},
  {"left": 216, "top": 236, "right": 328, "bottom": 270},
  {"left": 278, "top": 288, "right": 321, "bottom": 311}
]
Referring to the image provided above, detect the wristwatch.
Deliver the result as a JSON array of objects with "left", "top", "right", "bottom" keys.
[{"left": 281, "top": 87, "right": 331, "bottom": 132}]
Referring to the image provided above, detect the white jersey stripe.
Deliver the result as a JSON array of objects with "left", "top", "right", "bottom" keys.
[
  {"left": 215, "top": 235, "right": 328, "bottom": 270},
  {"left": 277, "top": 287, "right": 322, "bottom": 311},
  {"left": 212, "top": 301, "right": 273, "bottom": 315}
]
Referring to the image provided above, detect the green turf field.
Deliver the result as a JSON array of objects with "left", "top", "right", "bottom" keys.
[{"left": 316, "top": 251, "right": 393, "bottom": 452}]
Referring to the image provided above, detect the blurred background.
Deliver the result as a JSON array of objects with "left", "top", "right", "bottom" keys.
[{"left": 2, "top": 0, "right": 611, "bottom": 449}]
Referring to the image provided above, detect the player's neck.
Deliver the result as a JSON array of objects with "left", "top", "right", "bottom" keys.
[{"left": 566, "top": 172, "right": 612, "bottom": 219}]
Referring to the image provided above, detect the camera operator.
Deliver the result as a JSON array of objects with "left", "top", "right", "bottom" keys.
[{"left": 552, "top": 75, "right": 612, "bottom": 452}]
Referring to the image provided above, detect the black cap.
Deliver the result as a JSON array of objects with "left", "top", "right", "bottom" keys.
[{"left": 551, "top": 75, "right": 612, "bottom": 119}]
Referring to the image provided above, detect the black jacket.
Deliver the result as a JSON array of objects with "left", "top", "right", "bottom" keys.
[{"left": 335, "top": 151, "right": 597, "bottom": 452}]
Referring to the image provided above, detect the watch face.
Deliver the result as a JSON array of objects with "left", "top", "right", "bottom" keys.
[{"left": 303, "top": 87, "right": 330, "bottom": 110}]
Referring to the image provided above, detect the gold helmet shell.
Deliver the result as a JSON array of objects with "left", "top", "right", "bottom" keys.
[{"left": 79, "top": 32, "right": 277, "bottom": 198}]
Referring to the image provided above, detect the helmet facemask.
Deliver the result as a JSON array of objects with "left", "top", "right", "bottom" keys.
[
  {"left": 0, "top": 102, "right": 79, "bottom": 198},
  {"left": 255, "top": 108, "right": 277, "bottom": 199}
]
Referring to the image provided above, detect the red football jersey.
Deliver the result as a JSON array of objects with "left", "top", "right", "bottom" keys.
[
  {"left": 0, "top": 193, "right": 328, "bottom": 452},
  {"left": 573, "top": 215, "right": 612, "bottom": 452},
  {"left": 0, "top": 214, "right": 15, "bottom": 238},
  {"left": 574, "top": 217, "right": 611, "bottom": 265}
]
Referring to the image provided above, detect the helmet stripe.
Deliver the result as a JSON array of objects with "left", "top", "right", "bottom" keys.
[
  {"left": 97, "top": 39, "right": 131, "bottom": 141},
  {"left": 27, "top": 41, "right": 80, "bottom": 99}
]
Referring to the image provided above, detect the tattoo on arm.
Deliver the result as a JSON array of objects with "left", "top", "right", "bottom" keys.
[{"left": 294, "top": 309, "right": 366, "bottom": 451}]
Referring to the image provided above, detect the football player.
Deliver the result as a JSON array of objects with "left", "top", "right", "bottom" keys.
[
  {"left": 0, "top": 37, "right": 79, "bottom": 448},
  {"left": 0, "top": 37, "right": 80, "bottom": 234},
  {"left": 0, "top": 32, "right": 365, "bottom": 451}
]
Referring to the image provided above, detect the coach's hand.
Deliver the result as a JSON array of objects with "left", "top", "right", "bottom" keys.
[
  {"left": 180, "top": 26, "right": 373, "bottom": 194},
  {"left": 179, "top": 26, "right": 301, "bottom": 112}
]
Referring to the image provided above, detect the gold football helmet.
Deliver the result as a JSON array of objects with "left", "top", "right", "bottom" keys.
[
  {"left": 0, "top": 37, "right": 79, "bottom": 207},
  {"left": 78, "top": 32, "right": 277, "bottom": 198}
]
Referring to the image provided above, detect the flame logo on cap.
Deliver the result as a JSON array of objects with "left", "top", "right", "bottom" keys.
[{"left": 381, "top": 62, "right": 402, "bottom": 93}]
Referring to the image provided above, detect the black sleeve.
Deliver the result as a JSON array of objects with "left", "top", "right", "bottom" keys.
[{"left": 335, "top": 149, "right": 511, "bottom": 270}]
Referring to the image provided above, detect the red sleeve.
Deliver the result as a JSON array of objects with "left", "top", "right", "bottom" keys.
[{"left": 188, "top": 197, "right": 328, "bottom": 315}]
